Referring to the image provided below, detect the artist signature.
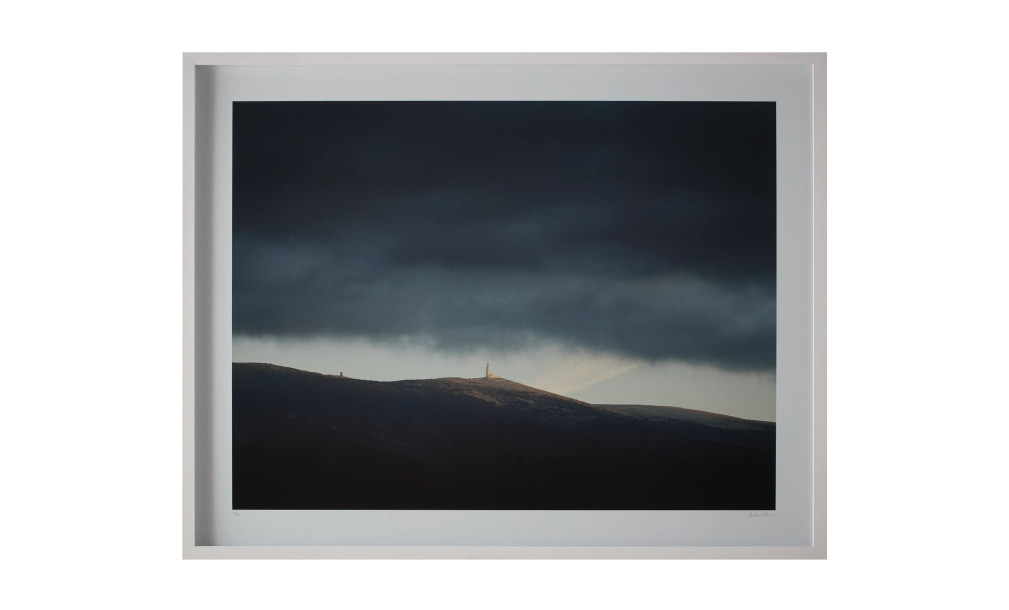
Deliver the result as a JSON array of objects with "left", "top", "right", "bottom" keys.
[{"left": 747, "top": 511, "right": 775, "bottom": 518}]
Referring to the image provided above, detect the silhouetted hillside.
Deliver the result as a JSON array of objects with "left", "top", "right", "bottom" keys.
[{"left": 233, "top": 363, "right": 775, "bottom": 509}]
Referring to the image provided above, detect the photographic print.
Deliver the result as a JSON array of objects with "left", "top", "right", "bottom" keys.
[{"left": 232, "top": 101, "right": 776, "bottom": 510}]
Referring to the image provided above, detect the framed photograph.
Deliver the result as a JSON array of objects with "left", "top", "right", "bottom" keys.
[{"left": 183, "top": 53, "right": 826, "bottom": 559}]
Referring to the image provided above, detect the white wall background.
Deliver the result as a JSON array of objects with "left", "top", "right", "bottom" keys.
[{"left": 1, "top": 1, "right": 1006, "bottom": 608}]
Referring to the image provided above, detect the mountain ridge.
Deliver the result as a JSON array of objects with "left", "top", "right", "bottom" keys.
[
  {"left": 233, "top": 361, "right": 771, "bottom": 427},
  {"left": 232, "top": 361, "right": 775, "bottom": 510}
]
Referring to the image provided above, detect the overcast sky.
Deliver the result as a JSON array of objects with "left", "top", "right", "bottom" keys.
[{"left": 232, "top": 101, "right": 776, "bottom": 421}]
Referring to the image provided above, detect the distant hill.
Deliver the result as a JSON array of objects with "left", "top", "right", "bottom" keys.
[{"left": 233, "top": 362, "right": 775, "bottom": 510}]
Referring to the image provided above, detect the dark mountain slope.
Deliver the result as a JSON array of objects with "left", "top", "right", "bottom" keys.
[{"left": 232, "top": 363, "right": 775, "bottom": 510}]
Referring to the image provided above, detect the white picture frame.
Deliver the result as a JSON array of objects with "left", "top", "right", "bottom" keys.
[{"left": 183, "top": 52, "right": 826, "bottom": 559}]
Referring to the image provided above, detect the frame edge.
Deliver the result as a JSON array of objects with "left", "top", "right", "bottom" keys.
[{"left": 181, "top": 52, "right": 828, "bottom": 560}]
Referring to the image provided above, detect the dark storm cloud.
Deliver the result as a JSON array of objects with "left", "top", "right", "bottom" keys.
[{"left": 233, "top": 102, "right": 776, "bottom": 371}]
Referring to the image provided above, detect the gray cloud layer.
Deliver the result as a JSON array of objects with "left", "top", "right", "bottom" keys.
[{"left": 233, "top": 102, "right": 776, "bottom": 372}]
